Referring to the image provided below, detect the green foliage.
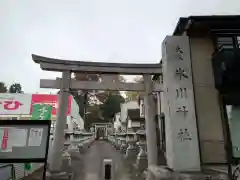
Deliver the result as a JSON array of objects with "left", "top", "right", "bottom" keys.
[
  {"left": 72, "top": 73, "right": 126, "bottom": 129},
  {"left": 0, "top": 82, "right": 7, "bottom": 93},
  {"left": 0, "top": 82, "right": 24, "bottom": 94},
  {"left": 8, "top": 83, "right": 23, "bottom": 93},
  {"left": 100, "top": 91, "right": 125, "bottom": 121},
  {"left": 125, "top": 91, "right": 139, "bottom": 101},
  {"left": 71, "top": 90, "right": 125, "bottom": 130}
]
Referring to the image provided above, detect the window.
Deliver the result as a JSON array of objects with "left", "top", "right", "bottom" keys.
[
  {"left": 217, "top": 37, "right": 235, "bottom": 49},
  {"left": 216, "top": 35, "right": 240, "bottom": 50}
]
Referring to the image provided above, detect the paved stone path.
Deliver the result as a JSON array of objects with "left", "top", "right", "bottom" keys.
[
  {"left": 21, "top": 140, "right": 144, "bottom": 180},
  {"left": 71, "top": 140, "right": 143, "bottom": 180}
]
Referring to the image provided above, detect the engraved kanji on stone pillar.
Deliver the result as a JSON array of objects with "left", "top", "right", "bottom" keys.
[
  {"left": 176, "top": 88, "right": 187, "bottom": 98},
  {"left": 177, "top": 128, "right": 192, "bottom": 141},
  {"left": 176, "top": 106, "right": 188, "bottom": 117},
  {"left": 175, "top": 68, "right": 188, "bottom": 80},
  {"left": 175, "top": 45, "right": 184, "bottom": 60}
]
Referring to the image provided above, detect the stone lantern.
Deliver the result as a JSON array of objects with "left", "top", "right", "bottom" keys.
[
  {"left": 115, "top": 132, "right": 122, "bottom": 150},
  {"left": 119, "top": 131, "right": 127, "bottom": 154},
  {"left": 90, "top": 127, "right": 94, "bottom": 133},
  {"left": 67, "top": 130, "right": 81, "bottom": 154},
  {"left": 64, "top": 130, "right": 73, "bottom": 148},
  {"left": 73, "top": 130, "right": 83, "bottom": 141},
  {"left": 82, "top": 130, "right": 94, "bottom": 148},
  {"left": 73, "top": 130, "right": 83, "bottom": 149},
  {"left": 135, "top": 124, "right": 147, "bottom": 170},
  {"left": 75, "top": 130, "right": 93, "bottom": 152},
  {"left": 108, "top": 133, "right": 115, "bottom": 145},
  {"left": 125, "top": 127, "right": 138, "bottom": 160}
]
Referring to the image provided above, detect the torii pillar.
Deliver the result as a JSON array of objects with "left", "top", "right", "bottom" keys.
[
  {"left": 49, "top": 71, "right": 71, "bottom": 173},
  {"left": 143, "top": 75, "right": 158, "bottom": 166}
]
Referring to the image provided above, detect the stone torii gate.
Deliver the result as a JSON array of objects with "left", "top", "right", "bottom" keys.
[
  {"left": 32, "top": 54, "right": 163, "bottom": 173},
  {"left": 93, "top": 123, "right": 112, "bottom": 137}
]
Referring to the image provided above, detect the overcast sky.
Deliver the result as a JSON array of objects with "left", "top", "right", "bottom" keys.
[{"left": 0, "top": 0, "right": 239, "bottom": 94}]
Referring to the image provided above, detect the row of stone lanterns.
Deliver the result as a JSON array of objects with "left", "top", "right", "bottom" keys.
[
  {"left": 108, "top": 125, "right": 148, "bottom": 171},
  {"left": 64, "top": 129, "right": 95, "bottom": 153},
  {"left": 47, "top": 129, "right": 95, "bottom": 178}
]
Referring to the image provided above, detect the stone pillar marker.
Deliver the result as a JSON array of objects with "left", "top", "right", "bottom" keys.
[
  {"left": 143, "top": 74, "right": 158, "bottom": 166},
  {"left": 162, "top": 36, "right": 200, "bottom": 171},
  {"left": 49, "top": 71, "right": 71, "bottom": 172}
]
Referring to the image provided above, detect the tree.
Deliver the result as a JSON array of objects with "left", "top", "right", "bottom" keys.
[
  {"left": 72, "top": 73, "right": 126, "bottom": 129},
  {"left": 0, "top": 82, "right": 7, "bottom": 93},
  {"left": 84, "top": 104, "right": 102, "bottom": 129},
  {"left": 8, "top": 83, "right": 23, "bottom": 93},
  {"left": 125, "top": 76, "right": 143, "bottom": 102},
  {"left": 96, "top": 75, "right": 126, "bottom": 103},
  {"left": 125, "top": 91, "right": 139, "bottom": 101},
  {"left": 72, "top": 73, "right": 102, "bottom": 129},
  {"left": 100, "top": 91, "right": 125, "bottom": 121}
]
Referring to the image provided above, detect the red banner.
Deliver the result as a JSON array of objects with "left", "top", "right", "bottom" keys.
[
  {"left": 31, "top": 94, "right": 72, "bottom": 115},
  {"left": 1, "top": 128, "right": 8, "bottom": 150}
]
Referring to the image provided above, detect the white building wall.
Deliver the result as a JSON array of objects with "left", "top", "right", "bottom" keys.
[
  {"left": 66, "top": 116, "right": 73, "bottom": 131},
  {"left": 75, "top": 114, "right": 84, "bottom": 130},
  {"left": 127, "top": 120, "right": 140, "bottom": 128},
  {"left": 120, "top": 101, "right": 139, "bottom": 123},
  {"left": 70, "top": 95, "right": 84, "bottom": 129}
]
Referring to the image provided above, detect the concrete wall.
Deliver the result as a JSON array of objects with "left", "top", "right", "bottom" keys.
[{"left": 189, "top": 37, "right": 227, "bottom": 163}]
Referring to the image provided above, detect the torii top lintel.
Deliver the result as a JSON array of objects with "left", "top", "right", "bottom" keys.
[{"left": 32, "top": 54, "right": 162, "bottom": 75}]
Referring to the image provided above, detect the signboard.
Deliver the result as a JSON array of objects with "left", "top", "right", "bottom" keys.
[
  {"left": 0, "top": 120, "right": 51, "bottom": 180},
  {"left": 31, "top": 104, "right": 52, "bottom": 120},
  {"left": 0, "top": 120, "right": 51, "bottom": 162},
  {"left": 0, "top": 93, "right": 32, "bottom": 115},
  {"left": 31, "top": 94, "right": 71, "bottom": 116}
]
